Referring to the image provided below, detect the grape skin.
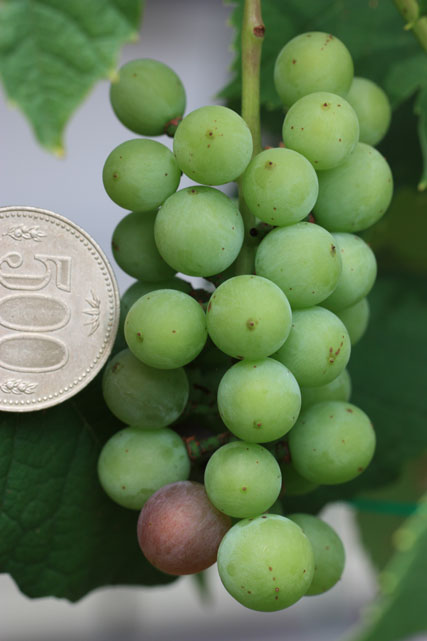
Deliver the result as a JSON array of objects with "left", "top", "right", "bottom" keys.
[
  {"left": 112, "top": 211, "right": 175, "bottom": 282},
  {"left": 204, "top": 441, "right": 282, "bottom": 518},
  {"left": 289, "top": 401, "right": 376, "bottom": 484},
  {"left": 241, "top": 148, "right": 319, "bottom": 226},
  {"left": 124, "top": 289, "right": 207, "bottom": 369},
  {"left": 300, "top": 368, "right": 352, "bottom": 410},
  {"left": 336, "top": 298, "right": 370, "bottom": 345},
  {"left": 313, "top": 142, "right": 393, "bottom": 232},
  {"left": 217, "top": 358, "right": 301, "bottom": 443},
  {"left": 102, "top": 139, "right": 181, "bottom": 212},
  {"left": 274, "top": 32, "right": 354, "bottom": 109},
  {"left": 154, "top": 186, "right": 244, "bottom": 277},
  {"left": 137, "top": 481, "right": 231, "bottom": 575},
  {"left": 102, "top": 349, "right": 189, "bottom": 427},
  {"left": 110, "top": 59, "right": 186, "bottom": 136},
  {"left": 321, "top": 233, "right": 377, "bottom": 312},
  {"left": 97, "top": 427, "right": 191, "bottom": 510},
  {"left": 206, "top": 275, "right": 292, "bottom": 360},
  {"left": 274, "top": 307, "right": 351, "bottom": 387},
  {"left": 217, "top": 514, "right": 314, "bottom": 611},
  {"left": 173, "top": 105, "right": 253, "bottom": 185},
  {"left": 346, "top": 77, "right": 391, "bottom": 146},
  {"left": 255, "top": 222, "right": 342, "bottom": 309},
  {"left": 282, "top": 92, "right": 359, "bottom": 171},
  {"left": 288, "top": 513, "right": 345, "bottom": 595}
]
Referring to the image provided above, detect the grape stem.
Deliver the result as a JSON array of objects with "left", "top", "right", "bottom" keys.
[
  {"left": 393, "top": 0, "right": 427, "bottom": 51},
  {"left": 235, "top": 0, "right": 265, "bottom": 276}
]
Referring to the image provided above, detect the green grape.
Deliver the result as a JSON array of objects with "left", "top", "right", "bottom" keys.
[
  {"left": 154, "top": 186, "right": 244, "bottom": 277},
  {"left": 336, "top": 298, "right": 370, "bottom": 345},
  {"left": 282, "top": 92, "right": 359, "bottom": 171},
  {"left": 300, "top": 368, "right": 351, "bottom": 410},
  {"left": 217, "top": 514, "right": 314, "bottom": 611},
  {"left": 313, "top": 143, "right": 393, "bottom": 232},
  {"left": 321, "top": 233, "right": 377, "bottom": 312},
  {"left": 137, "top": 481, "right": 232, "bottom": 575},
  {"left": 204, "top": 441, "right": 282, "bottom": 518},
  {"left": 102, "top": 348, "right": 189, "bottom": 427},
  {"left": 217, "top": 358, "right": 301, "bottom": 443},
  {"left": 110, "top": 59, "right": 186, "bottom": 136},
  {"left": 275, "top": 307, "right": 351, "bottom": 387},
  {"left": 288, "top": 514, "right": 345, "bottom": 595},
  {"left": 102, "top": 139, "right": 181, "bottom": 211},
  {"left": 125, "top": 289, "right": 207, "bottom": 369},
  {"left": 118, "top": 277, "right": 191, "bottom": 340},
  {"left": 112, "top": 211, "right": 175, "bottom": 281},
  {"left": 346, "top": 77, "right": 391, "bottom": 146},
  {"left": 289, "top": 401, "right": 376, "bottom": 484},
  {"left": 173, "top": 105, "right": 253, "bottom": 185},
  {"left": 97, "top": 427, "right": 190, "bottom": 510},
  {"left": 281, "top": 462, "right": 318, "bottom": 496},
  {"left": 241, "top": 148, "right": 318, "bottom": 226},
  {"left": 206, "top": 275, "right": 292, "bottom": 360},
  {"left": 274, "top": 32, "right": 354, "bottom": 110},
  {"left": 255, "top": 222, "right": 342, "bottom": 309}
]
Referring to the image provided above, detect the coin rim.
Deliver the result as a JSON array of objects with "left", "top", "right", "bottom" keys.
[{"left": 0, "top": 205, "right": 120, "bottom": 412}]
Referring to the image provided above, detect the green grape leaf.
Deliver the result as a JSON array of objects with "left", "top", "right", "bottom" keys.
[
  {"left": 0, "top": 375, "right": 176, "bottom": 601},
  {"left": 355, "top": 454, "right": 427, "bottom": 571},
  {"left": 281, "top": 274, "right": 427, "bottom": 515},
  {"left": 222, "top": 0, "right": 427, "bottom": 186},
  {"left": 349, "top": 491, "right": 427, "bottom": 641},
  {"left": 0, "top": 0, "right": 144, "bottom": 153}
]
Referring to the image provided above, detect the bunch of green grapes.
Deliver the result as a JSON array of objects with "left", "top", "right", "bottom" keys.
[{"left": 98, "top": 32, "right": 392, "bottom": 612}]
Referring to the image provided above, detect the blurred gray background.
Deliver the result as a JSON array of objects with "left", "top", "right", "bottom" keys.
[{"left": 0, "top": 1, "right": 423, "bottom": 640}]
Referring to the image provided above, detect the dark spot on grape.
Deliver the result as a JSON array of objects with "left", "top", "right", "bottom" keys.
[
  {"left": 275, "top": 587, "right": 280, "bottom": 593},
  {"left": 121, "top": 485, "right": 126, "bottom": 490},
  {"left": 247, "top": 590, "right": 252, "bottom": 594},
  {"left": 312, "top": 448, "right": 317, "bottom": 451},
  {"left": 269, "top": 566, "right": 272, "bottom": 571},
  {"left": 261, "top": 515, "right": 267, "bottom": 519},
  {"left": 273, "top": 207, "right": 277, "bottom": 211},
  {"left": 275, "top": 596, "right": 278, "bottom": 600},
  {"left": 291, "top": 126, "right": 294, "bottom": 130},
  {"left": 172, "top": 330, "right": 176, "bottom": 333},
  {"left": 338, "top": 138, "right": 342, "bottom": 142},
  {"left": 331, "top": 244, "right": 336, "bottom": 255},
  {"left": 301, "top": 127, "right": 304, "bottom": 130},
  {"left": 242, "top": 486, "right": 247, "bottom": 492},
  {"left": 125, "top": 449, "right": 128, "bottom": 453},
  {"left": 325, "top": 546, "right": 330, "bottom": 550},
  {"left": 346, "top": 408, "right": 353, "bottom": 413},
  {"left": 246, "top": 318, "right": 257, "bottom": 330},
  {"left": 292, "top": 59, "right": 297, "bottom": 64},
  {"left": 136, "top": 332, "right": 143, "bottom": 342},
  {"left": 113, "top": 173, "right": 118, "bottom": 179},
  {"left": 358, "top": 466, "right": 364, "bottom": 472},
  {"left": 337, "top": 104, "right": 342, "bottom": 107},
  {"left": 112, "top": 241, "right": 119, "bottom": 251}
]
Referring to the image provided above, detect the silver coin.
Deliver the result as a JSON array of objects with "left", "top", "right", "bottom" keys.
[{"left": 0, "top": 206, "right": 119, "bottom": 412}]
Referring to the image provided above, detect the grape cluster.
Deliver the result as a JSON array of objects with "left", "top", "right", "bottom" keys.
[{"left": 99, "top": 32, "right": 392, "bottom": 612}]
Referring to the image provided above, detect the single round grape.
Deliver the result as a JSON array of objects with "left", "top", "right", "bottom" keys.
[
  {"left": 288, "top": 513, "right": 345, "bottom": 595},
  {"left": 289, "top": 401, "right": 376, "bottom": 484},
  {"left": 154, "top": 186, "right": 244, "bottom": 277},
  {"left": 241, "top": 148, "right": 318, "bottom": 226},
  {"left": 125, "top": 289, "right": 207, "bottom": 369},
  {"left": 102, "top": 139, "right": 181, "bottom": 211},
  {"left": 112, "top": 211, "right": 175, "bottom": 282},
  {"left": 313, "top": 143, "right": 393, "bottom": 232},
  {"left": 137, "top": 481, "right": 231, "bottom": 575},
  {"left": 102, "top": 349, "right": 189, "bottom": 427},
  {"left": 346, "top": 77, "right": 391, "bottom": 146},
  {"left": 204, "top": 441, "right": 282, "bottom": 518},
  {"left": 274, "top": 32, "right": 354, "bottom": 110},
  {"left": 336, "top": 298, "right": 370, "bottom": 345},
  {"left": 274, "top": 307, "right": 351, "bottom": 387},
  {"left": 282, "top": 92, "right": 359, "bottom": 170},
  {"left": 255, "top": 222, "right": 342, "bottom": 309},
  {"left": 110, "top": 59, "right": 186, "bottom": 136},
  {"left": 301, "top": 368, "right": 351, "bottom": 410},
  {"left": 281, "top": 462, "right": 318, "bottom": 496},
  {"left": 97, "top": 427, "right": 190, "bottom": 510},
  {"left": 321, "top": 233, "right": 377, "bottom": 312},
  {"left": 118, "top": 277, "right": 191, "bottom": 338},
  {"left": 206, "top": 275, "right": 292, "bottom": 360},
  {"left": 217, "top": 358, "right": 301, "bottom": 443},
  {"left": 217, "top": 514, "right": 314, "bottom": 611},
  {"left": 173, "top": 105, "right": 253, "bottom": 185}
]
